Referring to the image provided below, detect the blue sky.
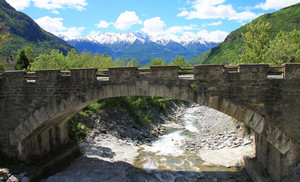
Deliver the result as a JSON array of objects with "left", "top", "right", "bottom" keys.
[{"left": 6, "top": 0, "right": 300, "bottom": 42}]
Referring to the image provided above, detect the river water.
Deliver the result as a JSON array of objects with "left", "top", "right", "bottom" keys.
[{"left": 44, "top": 105, "right": 254, "bottom": 182}]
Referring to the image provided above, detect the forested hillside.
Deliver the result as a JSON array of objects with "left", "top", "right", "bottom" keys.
[
  {"left": 188, "top": 3, "right": 300, "bottom": 65},
  {"left": 0, "top": 0, "right": 73, "bottom": 57}
]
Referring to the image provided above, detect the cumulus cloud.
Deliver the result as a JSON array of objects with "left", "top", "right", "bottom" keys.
[
  {"left": 256, "top": 0, "right": 300, "bottom": 10},
  {"left": 208, "top": 21, "right": 222, "bottom": 26},
  {"left": 165, "top": 25, "right": 197, "bottom": 34},
  {"left": 35, "top": 16, "right": 84, "bottom": 39},
  {"left": 114, "top": 11, "right": 142, "bottom": 30},
  {"left": 59, "top": 27, "right": 85, "bottom": 39},
  {"left": 51, "top": 10, "right": 60, "bottom": 14},
  {"left": 142, "top": 17, "right": 166, "bottom": 34},
  {"left": 6, "top": 0, "right": 31, "bottom": 10},
  {"left": 32, "top": 0, "right": 87, "bottom": 11},
  {"left": 197, "top": 30, "right": 229, "bottom": 42},
  {"left": 96, "top": 20, "right": 111, "bottom": 28},
  {"left": 7, "top": 0, "right": 87, "bottom": 11},
  {"left": 178, "top": 0, "right": 259, "bottom": 22}
]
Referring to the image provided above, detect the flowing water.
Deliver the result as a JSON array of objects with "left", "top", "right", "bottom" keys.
[{"left": 44, "top": 105, "right": 253, "bottom": 182}]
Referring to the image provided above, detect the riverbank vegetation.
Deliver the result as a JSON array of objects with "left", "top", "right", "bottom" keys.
[{"left": 69, "top": 96, "right": 182, "bottom": 143}]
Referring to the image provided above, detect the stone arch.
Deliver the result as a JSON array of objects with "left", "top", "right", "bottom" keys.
[{"left": 11, "top": 82, "right": 297, "bottom": 162}]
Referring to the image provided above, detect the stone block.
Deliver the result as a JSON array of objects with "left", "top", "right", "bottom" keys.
[
  {"left": 196, "top": 92, "right": 205, "bottom": 105},
  {"left": 242, "top": 109, "right": 255, "bottom": 124},
  {"left": 135, "top": 81, "right": 149, "bottom": 96},
  {"left": 108, "top": 67, "right": 138, "bottom": 83},
  {"left": 164, "top": 85, "right": 172, "bottom": 98},
  {"left": 104, "top": 85, "right": 113, "bottom": 98},
  {"left": 70, "top": 68, "right": 97, "bottom": 83},
  {"left": 267, "top": 143, "right": 282, "bottom": 182},
  {"left": 208, "top": 96, "right": 219, "bottom": 110},
  {"left": 149, "top": 84, "right": 157, "bottom": 97},
  {"left": 253, "top": 117, "right": 266, "bottom": 134},
  {"left": 2, "top": 71, "right": 26, "bottom": 86},
  {"left": 226, "top": 102, "right": 238, "bottom": 117},
  {"left": 219, "top": 99, "right": 230, "bottom": 113},
  {"left": 35, "top": 70, "right": 60, "bottom": 84},
  {"left": 284, "top": 63, "right": 300, "bottom": 79},
  {"left": 172, "top": 86, "right": 180, "bottom": 100},
  {"left": 248, "top": 113, "right": 263, "bottom": 130},
  {"left": 120, "top": 85, "right": 129, "bottom": 97},
  {"left": 233, "top": 105, "right": 246, "bottom": 121},
  {"left": 238, "top": 64, "right": 269, "bottom": 80},
  {"left": 150, "top": 66, "right": 179, "bottom": 80},
  {"left": 127, "top": 83, "right": 136, "bottom": 96},
  {"left": 194, "top": 64, "right": 224, "bottom": 82},
  {"left": 112, "top": 85, "right": 121, "bottom": 97},
  {"left": 274, "top": 133, "right": 293, "bottom": 154},
  {"left": 33, "top": 107, "right": 49, "bottom": 126}
]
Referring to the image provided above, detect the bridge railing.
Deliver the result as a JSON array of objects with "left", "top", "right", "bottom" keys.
[{"left": 1, "top": 64, "right": 299, "bottom": 84}]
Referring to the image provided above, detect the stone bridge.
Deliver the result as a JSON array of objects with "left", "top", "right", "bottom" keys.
[{"left": 0, "top": 64, "right": 300, "bottom": 181}]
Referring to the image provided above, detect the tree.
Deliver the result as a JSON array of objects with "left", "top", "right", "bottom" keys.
[
  {"left": 0, "top": 27, "right": 11, "bottom": 72},
  {"left": 146, "top": 58, "right": 167, "bottom": 67},
  {"left": 127, "top": 58, "right": 140, "bottom": 67},
  {"left": 240, "top": 20, "right": 271, "bottom": 64},
  {"left": 265, "top": 30, "right": 300, "bottom": 65},
  {"left": 169, "top": 56, "right": 191, "bottom": 67},
  {"left": 15, "top": 46, "right": 35, "bottom": 70}
]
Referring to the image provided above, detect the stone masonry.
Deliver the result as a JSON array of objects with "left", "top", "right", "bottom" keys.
[{"left": 0, "top": 64, "right": 299, "bottom": 181}]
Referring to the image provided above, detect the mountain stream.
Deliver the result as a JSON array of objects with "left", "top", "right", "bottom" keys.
[{"left": 43, "top": 105, "right": 254, "bottom": 182}]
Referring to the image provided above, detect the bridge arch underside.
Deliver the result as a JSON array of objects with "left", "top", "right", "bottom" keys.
[{"left": 11, "top": 80, "right": 300, "bottom": 182}]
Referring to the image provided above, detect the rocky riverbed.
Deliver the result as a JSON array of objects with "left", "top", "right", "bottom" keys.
[{"left": 41, "top": 103, "right": 254, "bottom": 182}]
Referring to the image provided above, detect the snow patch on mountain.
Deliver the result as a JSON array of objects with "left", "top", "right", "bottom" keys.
[{"left": 69, "top": 31, "right": 218, "bottom": 47}]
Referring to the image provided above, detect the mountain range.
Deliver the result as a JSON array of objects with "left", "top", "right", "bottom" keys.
[{"left": 66, "top": 32, "right": 219, "bottom": 65}]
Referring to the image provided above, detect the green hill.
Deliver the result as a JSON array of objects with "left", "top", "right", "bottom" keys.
[
  {"left": 187, "top": 3, "right": 300, "bottom": 65},
  {"left": 0, "top": 0, "right": 74, "bottom": 57}
]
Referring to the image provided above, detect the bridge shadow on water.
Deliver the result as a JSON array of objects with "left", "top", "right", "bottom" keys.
[{"left": 44, "top": 155, "right": 252, "bottom": 182}]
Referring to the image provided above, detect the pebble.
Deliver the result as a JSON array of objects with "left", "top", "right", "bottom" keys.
[{"left": 184, "top": 130, "right": 253, "bottom": 152}]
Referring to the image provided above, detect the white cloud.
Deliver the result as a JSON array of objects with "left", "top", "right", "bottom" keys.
[
  {"left": 59, "top": 27, "right": 85, "bottom": 39},
  {"left": 7, "top": 0, "right": 88, "bottom": 11},
  {"left": 51, "top": 10, "right": 60, "bottom": 14},
  {"left": 96, "top": 20, "right": 111, "bottom": 28},
  {"left": 256, "top": 0, "right": 300, "bottom": 10},
  {"left": 114, "top": 11, "right": 142, "bottom": 30},
  {"left": 165, "top": 25, "right": 197, "bottom": 34},
  {"left": 142, "top": 17, "right": 165, "bottom": 34},
  {"left": 178, "top": 0, "right": 259, "bottom": 22},
  {"left": 6, "top": 0, "right": 31, "bottom": 10},
  {"left": 35, "top": 16, "right": 66, "bottom": 32},
  {"left": 197, "top": 30, "right": 229, "bottom": 42},
  {"left": 34, "top": 16, "right": 84, "bottom": 39},
  {"left": 208, "top": 21, "right": 222, "bottom": 26},
  {"left": 32, "top": 0, "right": 88, "bottom": 11},
  {"left": 229, "top": 11, "right": 260, "bottom": 22}
]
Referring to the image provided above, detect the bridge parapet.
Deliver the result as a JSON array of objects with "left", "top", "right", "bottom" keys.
[
  {"left": 238, "top": 64, "right": 269, "bottom": 80},
  {"left": 35, "top": 70, "right": 61, "bottom": 84},
  {"left": 194, "top": 64, "right": 224, "bottom": 81},
  {"left": 284, "top": 63, "right": 300, "bottom": 79},
  {"left": 1, "top": 70, "right": 26, "bottom": 86},
  {"left": 150, "top": 66, "right": 179, "bottom": 80},
  {"left": 70, "top": 68, "right": 97, "bottom": 83},
  {"left": 108, "top": 67, "right": 138, "bottom": 83}
]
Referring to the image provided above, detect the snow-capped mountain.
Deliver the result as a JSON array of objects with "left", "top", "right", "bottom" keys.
[{"left": 66, "top": 31, "right": 219, "bottom": 65}]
